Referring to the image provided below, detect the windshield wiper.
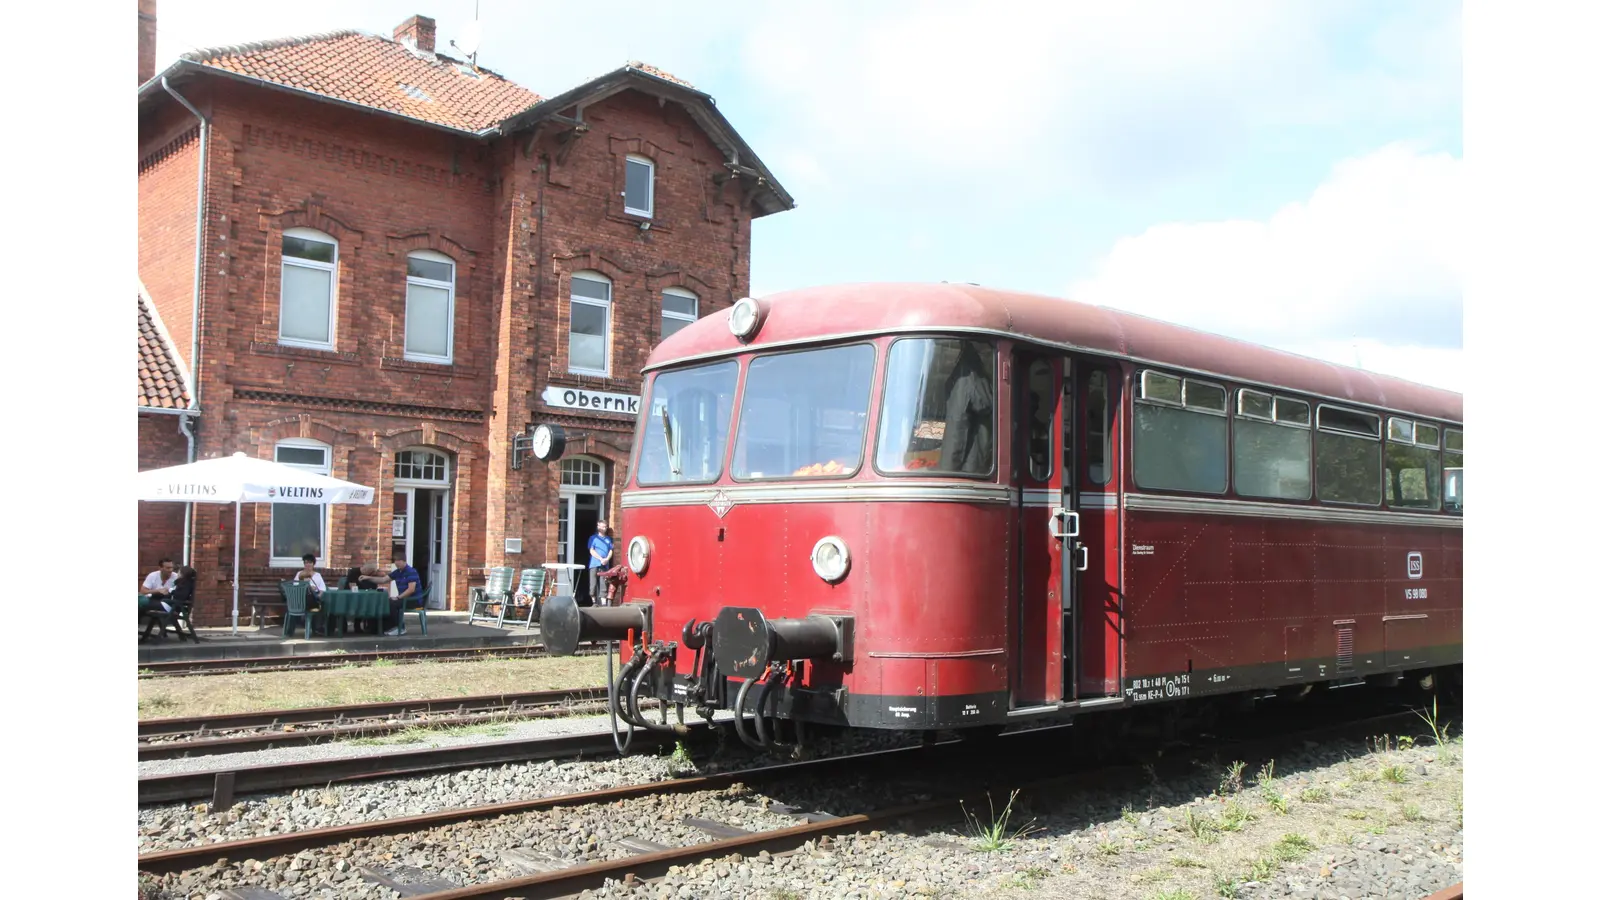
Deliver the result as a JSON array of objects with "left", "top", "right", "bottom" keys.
[{"left": 660, "top": 406, "right": 682, "bottom": 477}]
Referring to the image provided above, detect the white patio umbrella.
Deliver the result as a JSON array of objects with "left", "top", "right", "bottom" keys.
[{"left": 135, "top": 452, "right": 376, "bottom": 633}]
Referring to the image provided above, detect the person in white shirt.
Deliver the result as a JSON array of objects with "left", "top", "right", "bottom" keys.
[
  {"left": 293, "top": 553, "right": 327, "bottom": 600},
  {"left": 142, "top": 557, "right": 179, "bottom": 611}
]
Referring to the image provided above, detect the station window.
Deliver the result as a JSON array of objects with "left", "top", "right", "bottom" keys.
[
  {"left": 624, "top": 155, "right": 654, "bottom": 218},
  {"left": 661, "top": 287, "right": 698, "bottom": 341},
  {"left": 404, "top": 250, "right": 455, "bottom": 364},
  {"left": 733, "top": 344, "right": 877, "bottom": 479},
  {"left": 1233, "top": 390, "right": 1312, "bottom": 500},
  {"left": 1132, "top": 370, "right": 1227, "bottom": 494},
  {"left": 1315, "top": 406, "right": 1382, "bottom": 506},
  {"left": 1383, "top": 417, "right": 1442, "bottom": 510},
  {"left": 876, "top": 338, "right": 997, "bottom": 476},
  {"left": 279, "top": 227, "right": 338, "bottom": 350},
  {"left": 270, "top": 439, "right": 331, "bottom": 566},
  {"left": 1443, "top": 428, "right": 1463, "bottom": 513},
  {"left": 568, "top": 271, "right": 612, "bottom": 375}
]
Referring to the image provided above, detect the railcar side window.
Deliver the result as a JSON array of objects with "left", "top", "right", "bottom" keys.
[
  {"left": 732, "top": 344, "right": 877, "bottom": 479},
  {"left": 1086, "top": 370, "right": 1110, "bottom": 485},
  {"left": 1132, "top": 370, "right": 1227, "bottom": 494},
  {"left": 1315, "top": 406, "right": 1382, "bottom": 505},
  {"left": 1384, "top": 417, "right": 1442, "bottom": 510},
  {"left": 1233, "top": 392, "right": 1312, "bottom": 500},
  {"left": 876, "top": 338, "right": 997, "bottom": 476},
  {"left": 1443, "top": 428, "right": 1463, "bottom": 513},
  {"left": 1025, "top": 359, "right": 1053, "bottom": 481},
  {"left": 636, "top": 361, "right": 739, "bottom": 485}
]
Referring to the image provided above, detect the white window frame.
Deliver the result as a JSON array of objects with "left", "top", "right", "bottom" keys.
[
  {"left": 278, "top": 227, "right": 338, "bottom": 351},
  {"left": 623, "top": 154, "right": 655, "bottom": 218},
  {"left": 393, "top": 447, "right": 451, "bottom": 485},
  {"left": 403, "top": 249, "right": 456, "bottom": 364},
  {"left": 269, "top": 438, "right": 332, "bottom": 568},
  {"left": 568, "top": 271, "right": 612, "bottom": 376},
  {"left": 661, "top": 287, "right": 699, "bottom": 340}
]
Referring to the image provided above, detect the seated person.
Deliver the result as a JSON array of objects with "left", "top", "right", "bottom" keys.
[
  {"left": 375, "top": 551, "right": 420, "bottom": 636},
  {"left": 142, "top": 557, "right": 179, "bottom": 612},
  {"left": 294, "top": 553, "right": 326, "bottom": 605},
  {"left": 171, "top": 566, "right": 197, "bottom": 608},
  {"left": 343, "top": 564, "right": 382, "bottom": 590}
]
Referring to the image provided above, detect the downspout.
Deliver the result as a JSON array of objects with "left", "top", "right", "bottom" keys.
[{"left": 163, "top": 75, "right": 210, "bottom": 566}]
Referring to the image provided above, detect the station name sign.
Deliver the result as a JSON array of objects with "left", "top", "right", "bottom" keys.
[{"left": 540, "top": 385, "right": 641, "bottom": 416}]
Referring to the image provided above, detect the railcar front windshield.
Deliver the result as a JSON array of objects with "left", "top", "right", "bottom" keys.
[
  {"left": 635, "top": 360, "right": 739, "bottom": 485},
  {"left": 876, "top": 338, "right": 997, "bottom": 476},
  {"left": 732, "top": 343, "right": 877, "bottom": 479}
]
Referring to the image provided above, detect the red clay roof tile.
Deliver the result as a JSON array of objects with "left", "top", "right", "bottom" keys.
[
  {"left": 138, "top": 292, "right": 190, "bottom": 410},
  {"left": 184, "top": 30, "right": 542, "bottom": 132}
]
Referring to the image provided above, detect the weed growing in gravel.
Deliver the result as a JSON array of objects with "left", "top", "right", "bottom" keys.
[
  {"left": 666, "top": 741, "right": 695, "bottom": 776},
  {"left": 1416, "top": 696, "right": 1454, "bottom": 745},
  {"left": 1122, "top": 804, "right": 1141, "bottom": 826},
  {"left": 1274, "top": 833, "right": 1315, "bottom": 862},
  {"left": 1402, "top": 802, "right": 1426, "bottom": 821},
  {"left": 960, "top": 789, "right": 1041, "bottom": 852},
  {"left": 1151, "top": 886, "right": 1195, "bottom": 900},
  {"left": 1299, "top": 787, "right": 1330, "bottom": 803},
  {"left": 1096, "top": 837, "right": 1123, "bottom": 856},
  {"left": 1170, "top": 856, "right": 1207, "bottom": 869},
  {"left": 1009, "top": 866, "right": 1050, "bottom": 889},
  {"left": 1381, "top": 764, "right": 1409, "bottom": 784},
  {"left": 1343, "top": 809, "right": 1369, "bottom": 820},
  {"left": 1397, "top": 735, "right": 1416, "bottom": 750},
  {"left": 1253, "top": 759, "right": 1276, "bottom": 787},
  {"left": 768, "top": 889, "right": 802, "bottom": 900},
  {"left": 1245, "top": 856, "right": 1280, "bottom": 882},
  {"left": 1218, "top": 800, "right": 1255, "bottom": 832},
  {"left": 369, "top": 658, "right": 397, "bottom": 669},
  {"left": 1214, "top": 874, "right": 1243, "bottom": 898},
  {"left": 139, "top": 694, "right": 176, "bottom": 714},
  {"left": 1182, "top": 808, "right": 1220, "bottom": 843},
  {"left": 1219, "top": 760, "right": 1247, "bottom": 795}
]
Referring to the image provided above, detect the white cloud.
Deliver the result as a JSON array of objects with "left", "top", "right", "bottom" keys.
[{"left": 1066, "top": 143, "right": 1463, "bottom": 390}]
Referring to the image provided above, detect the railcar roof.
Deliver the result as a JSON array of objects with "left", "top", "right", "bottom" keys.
[{"left": 646, "top": 282, "right": 1462, "bottom": 424}]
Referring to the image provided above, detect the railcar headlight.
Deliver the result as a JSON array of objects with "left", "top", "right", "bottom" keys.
[
  {"left": 627, "top": 535, "right": 652, "bottom": 575},
  {"left": 810, "top": 535, "right": 851, "bottom": 583},
  {"left": 728, "top": 296, "right": 764, "bottom": 341}
]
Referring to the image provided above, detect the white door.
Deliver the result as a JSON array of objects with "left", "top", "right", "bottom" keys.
[
  {"left": 428, "top": 491, "right": 449, "bottom": 609},
  {"left": 390, "top": 487, "right": 415, "bottom": 570}
]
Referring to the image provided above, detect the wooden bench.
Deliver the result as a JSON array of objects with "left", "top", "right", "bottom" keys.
[{"left": 246, "top": 583, "right": 286, "bottom": 628}]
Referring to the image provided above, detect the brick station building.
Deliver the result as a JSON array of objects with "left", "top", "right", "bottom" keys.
[{"left": 136, "top": 7, "right": 793, "bottom": 623}]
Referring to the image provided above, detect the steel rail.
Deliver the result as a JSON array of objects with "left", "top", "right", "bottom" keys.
[
  {"left": 139, "top": 687, "right": 609, "bottom": 738},
  {"left": 136, "top": 740, "right": 932, "bottom": 874},
  {"left": 137, "top": 691, "right": 634, "bottom": 761},
  {"left": 138, "top": 645, "right": 604, "bottom": 678},
  {"left": 405, "top": 709, "right": 1433, "bottom": 900},
  {"left": 137, "top": 728, "right": 672, "bottom": 806}
]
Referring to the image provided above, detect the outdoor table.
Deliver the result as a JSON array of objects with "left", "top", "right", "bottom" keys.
[
  {"left": 541, "top": 563, "right": 586, "bottom": 596},
  {"left": 320, "top": 589, "right": 390, "bottom": 635}
]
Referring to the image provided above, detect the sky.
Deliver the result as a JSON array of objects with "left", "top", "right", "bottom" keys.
[{"left": 150, "top": 0, "right": 1463, "bottom": 392}]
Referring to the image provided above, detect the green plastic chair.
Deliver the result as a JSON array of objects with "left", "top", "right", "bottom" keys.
[
  {"left": 281, "top": 580, "right": 317, "bottom": 638},
  {"left": 501, "top": 568, "right": 547, "bottom": 629},
  {"left": 466, "top": 567, "right": 516, "bottom": 626},
  {"left": 403, "top": 585, "right": 432, "bottom": 635}
]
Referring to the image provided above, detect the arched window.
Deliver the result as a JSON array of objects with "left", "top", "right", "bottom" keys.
[
  {"left": 404, "top": 250, "right": 455, "bottom": 364},
  {"left": 568, "top": 271, "right": 612, "bottom": 376},
  {"left": 271, "top": 438, "right": 331, "bottom": 566},
  {"left": 661, "top": 287, "right": 699, "bottom": 341},
  {"left": 624, "top": 154, "right": 654, "bottom": 218},
  {"left": 279, "top": 227, "right": 338, "bottom": 349},
  {"left": 394, "top": 448, "right": 450, "bottom": 484},
  {"left": 561, "top": 457, "right": 604, "bottom": 488}
]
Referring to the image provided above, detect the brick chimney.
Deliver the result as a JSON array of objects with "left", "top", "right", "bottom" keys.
[
  {"left": 393, "top": 15, "right": 436, "bottom": 53},
  {"left": 138, "top": 0, "right": 157, "bottom": 84}
]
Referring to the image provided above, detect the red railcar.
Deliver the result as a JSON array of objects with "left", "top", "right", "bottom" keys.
[{"left": 534, "top": 283, "right": 1462, "bottom": 749}]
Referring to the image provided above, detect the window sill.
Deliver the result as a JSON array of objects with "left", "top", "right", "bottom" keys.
[
  {"left": 252, "top": 341, "right": 361, "bottom": 365},
  {"left": 607, "top": 211, "right": 670, "bottom": 232},
  {"left": 384, "top": 356, "right": 460, "bottom": 374}
]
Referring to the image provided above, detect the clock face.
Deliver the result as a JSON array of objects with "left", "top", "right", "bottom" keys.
[{"left": 532, "top": 426, "right": 552, "bottom": 457}]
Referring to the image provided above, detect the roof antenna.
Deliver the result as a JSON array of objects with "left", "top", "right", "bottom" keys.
[{"left": 451, "top": 0, "right": 482, "bottom": 68}]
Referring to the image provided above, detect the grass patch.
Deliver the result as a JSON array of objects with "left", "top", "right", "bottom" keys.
[
  {"left": 1343, "top": 810, "right": 1369, "bottom": 821},
  {"left": 1170, "top": 856, "right": 1207, "bottom": 869},
  {"left": 768, "top": 890, "right": 802, "bottom": 900},
  {"left": 960, "top": 789, "right": 1041, "bottom": 853},
  {"left": 1381, "top": 764, "right": 1409, "bottom": 784},
  {"left": 1218, "top": 801, "right": 1255, "bottom": 832},
  {"left": 368, "top": 658, "right": 397, "bottom": 669},
  {"left": 1299, "top": 787, "right": 1330, "bottom": 803},
  {"left": 1096, "top": 839, "right": 1123, "bottom": 856},
  {"left": 1274, "top": 833, "right": 1314, "bottom": 862},
  {"left": 1152, "top": 888, "right": 1196, "bottom": 900},
  {"left": 1219, "top": 760, "right": 1247, "bottom": 795},
  {"left": 1402, "top": 803, "right": 1426, "bottom": 821},
  {"left": 136, "top": 656, "right": 608, "bottom": 719},
  {"left": 1008, "top": 866, "right": 1051, "bottom": 889},
  {"left": 1182, "top": 808, "right": 1220, "bottom": 843},
  {"left": 138, "top": 693, "right": 177, "bottom": 714},
  {"left": 1415, "top": 697, "right": 1454, "bottom": 745},
  {"left": 1122, "top": 804, "right": 1141, "bottom": 826},
  {"left": 348, "top": 722, "right": 513, "bottom": 746}
]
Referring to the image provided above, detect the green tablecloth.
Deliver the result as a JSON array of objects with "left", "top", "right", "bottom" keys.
[{"left": 321, "top": 589, "right": 390, "bottom": 619}]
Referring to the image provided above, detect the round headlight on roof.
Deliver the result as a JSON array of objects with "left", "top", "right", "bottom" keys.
[
  {"left": 810, "top": 535, "right": 851, "bottom": 583},
  {"left": 627, "top": 535, "right": 652, "bottom": 576},
  {"left": 728, "top": 296, "right": 764, "bottom": 341}
]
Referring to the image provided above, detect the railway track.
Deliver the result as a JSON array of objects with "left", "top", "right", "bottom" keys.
[
  {"left": 137, "top": 687, "right": 642, "bottom": 760},
  {"left": 137, "top": 644, "right": 605, "bottom": 678},
  {"left": 141, "top": 697, "right": 1459, "bottom": 899}
]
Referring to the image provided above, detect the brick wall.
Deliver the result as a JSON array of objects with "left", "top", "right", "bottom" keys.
[
  {"left": 139, "top": 76, "right": 763, "bottom": 624},
  {"left": 138, "top": 99, "right": 202, "bottom": 366},
  {"left": 137, "top": 412, "right": 189, "bottom": 578}
]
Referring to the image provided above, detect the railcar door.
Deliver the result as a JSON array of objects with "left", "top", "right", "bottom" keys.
[
  {"left": 1073, "top": 363, "right": 1123, "bottom": 697},
  {"left": 1012, "top": 352, "right": 1068, "bottom": 709}
]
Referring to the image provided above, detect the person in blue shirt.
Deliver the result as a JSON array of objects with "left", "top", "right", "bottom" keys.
[
  {"left": 587, "top": 520, "right": 614, "bottom": 606},
  {"left": 381, "top": 550, "right": 421, "bottom": 635}
]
